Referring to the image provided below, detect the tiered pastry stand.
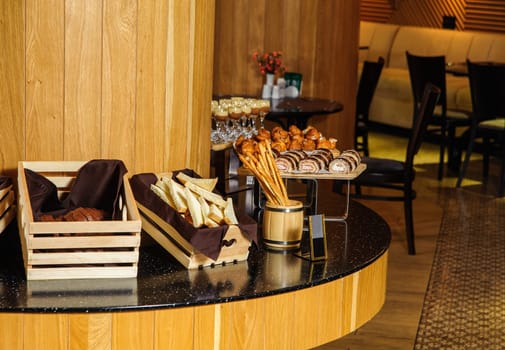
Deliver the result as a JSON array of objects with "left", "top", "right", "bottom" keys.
[{"left": 239, "top": 163, "right": 367, "bottom": 222}]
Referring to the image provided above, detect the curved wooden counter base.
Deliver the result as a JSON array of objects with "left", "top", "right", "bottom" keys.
[{"left": 0, "top": 252, "right": 386, "bottom": 350}]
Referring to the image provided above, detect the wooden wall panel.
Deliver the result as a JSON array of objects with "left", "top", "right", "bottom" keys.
[
  {"left": 0, "top": 314, "right": 23, "bottom": 350},
  {"left": 360, "top": 0, "right": 394, "bottom": 23},
  {"left": 213, "top": 0, "right": 361, "bottom": 148},
  {"left": 165, "top": 1, "right": 191, "bottom": 172},
  {"left": 102, "top": 0, "right": 137, "bottom": 170},
  {"left": 187, "top": 0, "right": 215, "bottom": 176},
  {"left": 64, "top": 0, "right": 102, "bottom": 161},
  {"left": 69, "top": 314, "right": 112, "bottom": 350},
  {"left": 0, "top": 0, "right": 213, "bottom": 177},
  {"left": 23, "top": 314, "right": 68, "bottom": 350},
  {"left": 135, "top": 0, "right": 169, "bottom": 173},
  {"left": 466, "top": 0, "right": 505, "bottom": 33},
  {"left": 362, "top": 0, "right": 505, "bottom": 34},
  {"left": 26, "top": 0, "right": 65, "bottom": 161},
  {"left": 389, "top": 0, "right": 466, "bottom": 29},
  {"left": 154, "top": 307, "right": 195, "bottom": 349},
  {"left": 112, "top": 311, "right": 154, "bottom": 350},
  {"left": 0, "top": 1, "right": 24, "bottom": 179}
]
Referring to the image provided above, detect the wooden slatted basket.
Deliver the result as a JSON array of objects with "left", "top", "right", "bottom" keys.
[
  {"left": 137, "top": 202, "right": 251, "bottom": 270},
  {"left": 17, "top": 161, "right": 142, "bottom": 280}
]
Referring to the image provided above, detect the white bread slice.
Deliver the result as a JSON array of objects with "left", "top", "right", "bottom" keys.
[
  {"left": 223, "top": 197, "right": 239, "bottom": 225},
  {"left": 161, "top": 177, "right": 188, "bottom": 213},
  {"left": 208, "top": 203, "right": 224, "bottom": 224},
  {"left": 150, "top": 184, "right": 176, "bottom": 209},
  {"left": 176, "top": 172, "right": 218, "bottom": 192},
  {"left": 184, "top": 187, "right": 203, "bottom": 228},
  {"left": 183, "top": 181, "right": 227, "bottom": 208},
  {"left": 198, "top": 196, "right": 210, "bottom": 218},
  {"left": 204, "top": 217, "right": 220, "bottom": 228}
]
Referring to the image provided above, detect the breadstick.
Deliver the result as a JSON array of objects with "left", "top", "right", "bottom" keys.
[
  {"left": 257, "top": 143, "right": 285, "bottom": 204},
  {"left": 238, "top": 154, "right": 280, "bottom": 204},
  {"left": 264, "top": 141, "right": 289, "bottom": 203}
]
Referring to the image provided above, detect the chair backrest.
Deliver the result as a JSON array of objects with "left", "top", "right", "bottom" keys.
[
  {"left": 466, "top": 60, "right": 505, "bottom": 123},
  {"left": 356, "top": 57, "right": 385, "bottom": 120},
  {"left": 406, "top": 51, "right": 447, "bottom": 120},
  {"left": 405, "top": 83, "right": 441, "bottom": 168}
]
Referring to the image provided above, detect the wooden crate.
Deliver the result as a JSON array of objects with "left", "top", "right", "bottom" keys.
[
  {"left": 137, "top": 202, "right": 251, "bottom": 269},
  {"left": 0, "top": 184, "right": 16, "bottom": 234},
  {"left": 17, "top": 161, "right": 142, "bottom": 280}
]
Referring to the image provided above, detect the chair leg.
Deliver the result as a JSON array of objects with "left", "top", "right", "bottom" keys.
[
  {"left": 437, "top": 124, "right": 447, "bottom": 180},
  {"left": 363, "top": 132, "right": 370, "bottom": 157},
  {"left": 447, "top": 122, "right": 459, "bottom": 172},
  {"left": 483, "top": 135, "right": 490, "bottom": 178},
  {"left": 404, "top": 184, "right": 416, "bottom": 255},
  {"left": 457, "top": 125, "right": 478, "bottom": 188},
  {"left": 499, "top": 142, "right": 505, "bottom": 197}
]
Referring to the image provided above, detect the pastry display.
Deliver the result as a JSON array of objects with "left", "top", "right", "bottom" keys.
[{"left": 235, "top": 125, "right": 362, "bottom": 175}]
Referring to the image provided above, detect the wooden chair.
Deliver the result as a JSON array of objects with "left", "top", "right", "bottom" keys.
[
  {"left": 355, "top": 57, "right": 385, "bottom": 157},
  {"left": 456, "top": 60, "right": 505, "bottom": 196},
  {"left": 350, "top": 83, "right": 441, "bottom": 255},
  {"left": 406, "top": 51, "right": 470, "bottom": 180}
]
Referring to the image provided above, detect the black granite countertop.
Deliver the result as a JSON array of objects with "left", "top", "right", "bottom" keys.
[{"left": 0, "top": 200, "right": 390, "bottom": 313}]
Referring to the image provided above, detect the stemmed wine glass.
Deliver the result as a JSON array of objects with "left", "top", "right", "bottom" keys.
[
  {"left": 213, "top": 106, "right": 229, "bottom": 144},
  {"left": 256, "top": 99, "right": 270, "bottom": 129}
]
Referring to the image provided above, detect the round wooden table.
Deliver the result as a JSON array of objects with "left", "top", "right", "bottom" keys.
[
  {"left": 267, "top": 97, "right": 343, "bottom": 130},
  {"left": 0, "top": 199, "right": 389, "bottom": 349}
]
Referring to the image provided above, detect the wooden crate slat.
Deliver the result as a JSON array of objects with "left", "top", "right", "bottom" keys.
[
  {"left": 45, "top": 176, "right": 75, "bottom": 188},
  {"left": 28, "top": 251, "right": 139, "bottom": 265},
  {"left": 0, "top": 185, "right": 13, "bottom": 201},
  {"left": 0, "top": 190, "right": 15, "bottom": 217},
  {"left": 0, "top": 206, "right": 16, "bottom": 234},
  {"left": 27, "top": 235, "right": 140, "bottom": 249},
  {"left": 26, "top": 266, "right": 138, "bottom": 280},
  {"left": 27, "top": 220, "right": 141, "bottom": 234},
  {"left": 19, "top": 160, "right": 87, "bottom": 172}
]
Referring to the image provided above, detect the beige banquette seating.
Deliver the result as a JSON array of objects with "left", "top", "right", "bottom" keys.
[{"left": 360, "top": 21, "right": 505, "bottom": 129}]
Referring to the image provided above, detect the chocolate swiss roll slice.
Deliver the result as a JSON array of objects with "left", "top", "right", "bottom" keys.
[
  {"left": 309, "top": 154, "right": 329, "bottom": 169},
  {"left": 275, "top": 156, "right": 297, "bottom": 172},
  {"left": 328, "top": 156, "right": 354, "bottom": 174},
  {"left": 341, "top": 149, "right": 361, "bottom": 166},
  {"left": 298, "top": 158, "right": 321, "bottom": 173}
]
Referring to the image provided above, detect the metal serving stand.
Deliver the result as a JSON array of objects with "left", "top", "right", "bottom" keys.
[{"left": 242, "top": 163, "right": 367, "bottom": 222}]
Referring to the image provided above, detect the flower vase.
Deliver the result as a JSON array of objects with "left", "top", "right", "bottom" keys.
[{"left": 265, "top": 73, "right": 275, "bottom": 86}]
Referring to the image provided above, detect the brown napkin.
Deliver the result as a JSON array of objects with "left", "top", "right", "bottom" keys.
[
  {"left": 130, "top": 170, "right": 257, "bottom": 261},
  {"left": 0, "top": 176, "right": 12, "bottom": 190},
  {"left": 25, "top": 159, "right": 127, "bottom": 220}
]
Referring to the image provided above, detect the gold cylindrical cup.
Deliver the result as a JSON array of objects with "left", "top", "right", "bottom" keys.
[{"left": 262, "top": 199, "right": 304, "bottom": 251}]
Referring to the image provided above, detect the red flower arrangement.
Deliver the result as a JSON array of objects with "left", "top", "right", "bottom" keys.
[{"left": 252, "top": 50, "right": 286, "bottom": 75}]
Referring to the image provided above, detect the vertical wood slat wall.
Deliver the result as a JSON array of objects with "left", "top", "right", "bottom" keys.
[
  {"left": 0, "top": 0, "right": 215, "bottom": 178},
  {"left": 361, "top": 0, "right": 505, "bottom": 34},
  {"left": 213, "top": 0, "right": 361, "bottom": 149},
  {"left": 465, "top": 0, "right": 505, "bottom": 33}
]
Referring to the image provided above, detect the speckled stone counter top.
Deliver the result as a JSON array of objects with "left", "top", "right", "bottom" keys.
[{"left": 0, "top": 200, "right": 389, "bottom": 313}]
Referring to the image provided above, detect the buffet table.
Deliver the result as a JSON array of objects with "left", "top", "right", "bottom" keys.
[{"left": 0, "top": 199, "right": 389, "bottom": 350}]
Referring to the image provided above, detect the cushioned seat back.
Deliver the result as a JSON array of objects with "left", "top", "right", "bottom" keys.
[
  {"left": 390, "top": 27, "right": 455, "bottom": 69},
  {"left": 486, "top": 36, "right": 505, "bottom": 63},
  {"left": 359, "top": 21, "right": 399, "bottom": 65}
]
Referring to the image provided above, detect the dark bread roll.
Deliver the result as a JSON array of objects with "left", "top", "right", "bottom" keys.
[{"left": 63, "top": 207, "right": 106, "bottom": 221}]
